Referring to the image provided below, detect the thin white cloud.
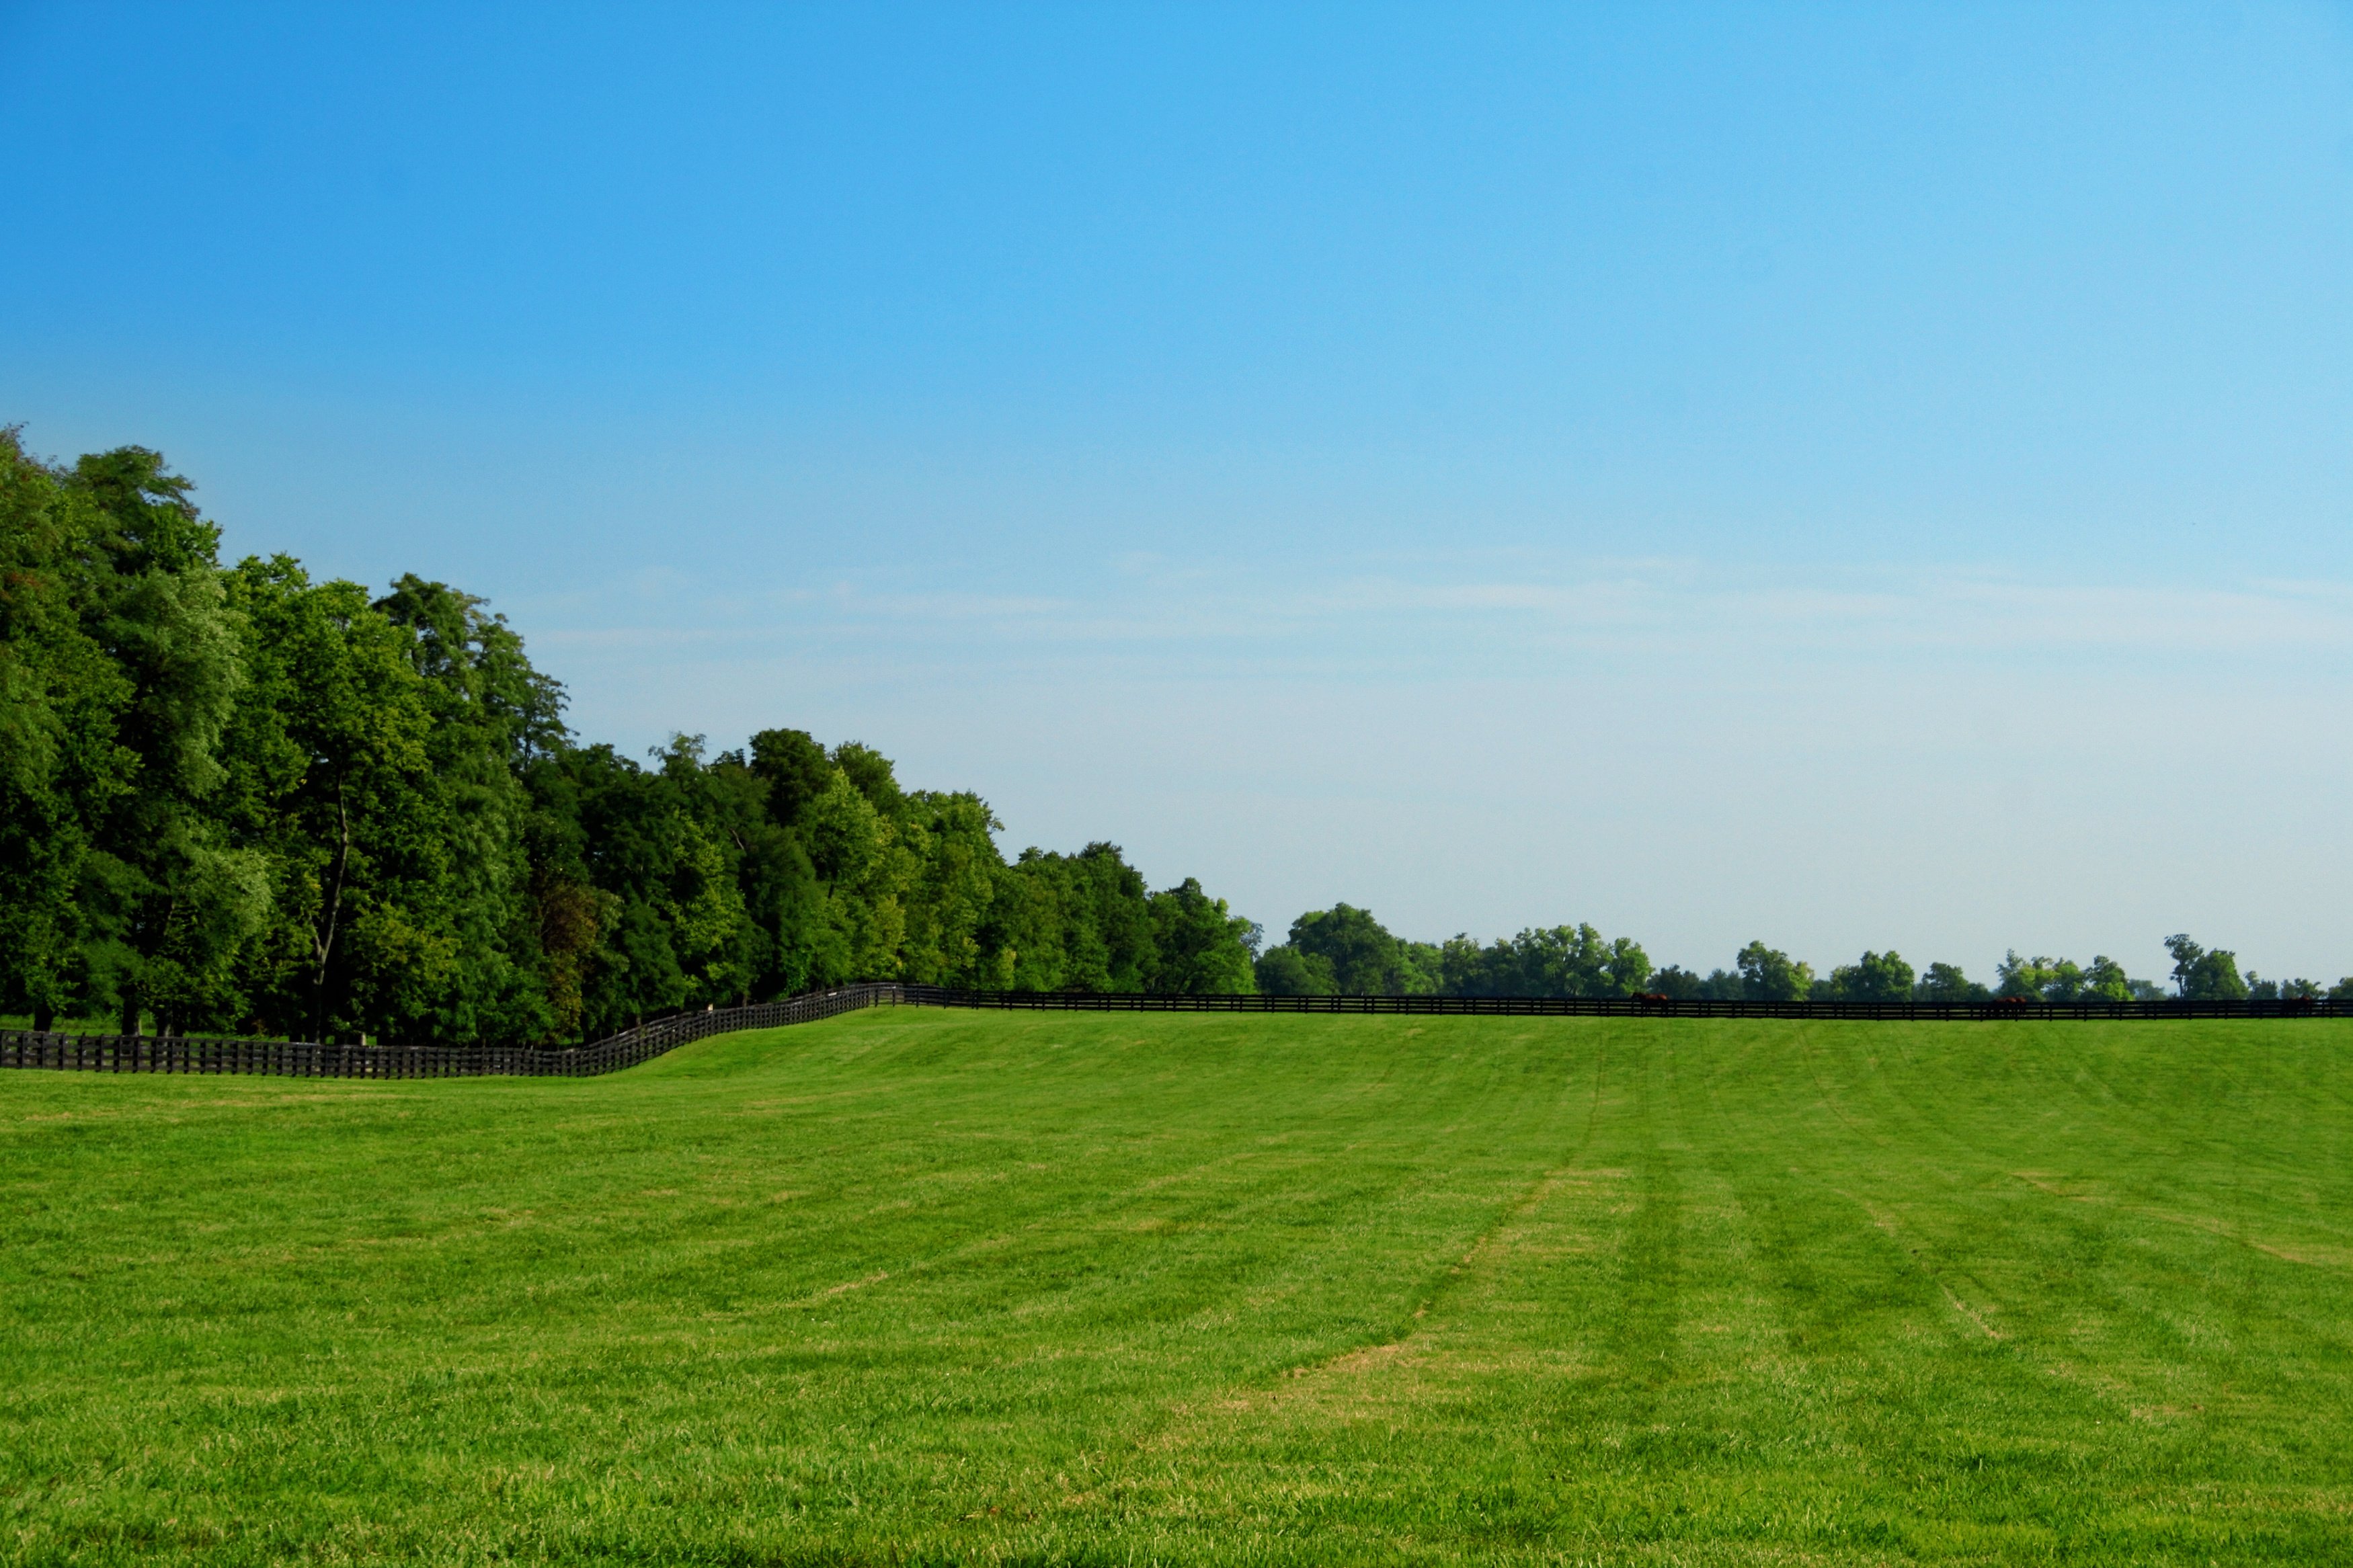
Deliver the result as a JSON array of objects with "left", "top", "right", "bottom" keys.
[{"left": 526, "top": 557, "right": 2353, "bottom": 682}]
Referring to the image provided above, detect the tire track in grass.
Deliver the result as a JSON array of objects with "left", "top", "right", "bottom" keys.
[
  {"left": 1082, "top": 1026, "right": 1634, "bottom": 1562},
  {"left": 555, "top": 1018, "right": 1607, "bottom": 1557},
  {"left": 1297, "top": 1025, "right": 1617, "bottom": 1382},
  {"left": 2007, "top": 1169, "right": 2353, "bottom": 1270},
  {"left": 678, "top": 1016, "right": 1435, "bottom": 1326},
  {"left": 1700, "top": 1022, "right": 2043, "bottom": 1363},
  {"left": 1911, "top": 1027, "right": 2353, "bottom": 1548},
  {"left": 1135, "top": 1023, "right": 1621, "bottom": 1439},
  {"left": 2001, "top": 1024, "right": 2353, "bottom": 1264},
  {"left": 1235, "top": 1019, "right": 1638, "bottom": 1412},
  {"left": 1784, "top": 1023, "right": 2022, "bottom": 1345},
  {"left": 1783, "top": 1023, "right": 2178, "bottom": 1360},
  {"left": 865, "top": 1023, "right": 1578, "bottom": 1347},
  {"left": 1591, "top": 1026, "right": 1682, "bottom": 1440},
  {"left": 1665, "top": 1019, "right": 2049, "bottom": 1557},
  {"left": 1804, "top": 1017, "right": 2353, "bottom": 1450},
  {"left": 756, "top": 1012, "right": 1614, "bottom": 1526},
  {"left": 1671, "top": 1017, "right": 2353, "bottom": 1563}
]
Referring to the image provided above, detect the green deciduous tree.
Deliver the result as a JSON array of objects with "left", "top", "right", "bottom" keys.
[
  {"left": 2165, "top": 934, "right": 2249, "bottom": 1001},
  {"left": 1827, "top": 950, "right": 1914, "bottom": 1004},
  {"left": 993, "top": 842, "right": 1160, "bottom": 992},
  {"left": 2079, "top": 956, "right": 2133, "bottom": 1002},
  {"left": 65, "top": 448, "right": 262, "bottom": 1035},
  {"left": 1253, "top": 945, "right": 1335, "bottom": 995},
  {"left": 1146, "top": 878, "right": 1257, "bottom": 995},
  {"left": 1288, "top": 905, "right": 1412, "bottom": 995},
  {"left": 0, "top": 432, "right": 126, "bottom": 1029},
  {"left": 1916, "top": 962, "right": 1983, "bottom": 1003},
  {"left": 71, "top": 436, "right": 2350, "bottom": 1042},
  {"left": 4, "top": 435, "right": 1263, "bottom": 1041},
  {"left": 1736, "top": 941, "right": 1814, "bottom": 1002},
  {"left": 1419, "top": 923, "right": 1648, "bottom": 998}
]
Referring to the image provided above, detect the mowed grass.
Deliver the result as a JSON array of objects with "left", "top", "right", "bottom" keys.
[{"left": 6, "top": 1012, "right": 2353, "bottom": 1565}]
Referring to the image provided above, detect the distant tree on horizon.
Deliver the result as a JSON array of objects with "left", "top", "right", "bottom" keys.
[{"left": 2165, "top": 934, "right": 2250, "bottom": 1001}]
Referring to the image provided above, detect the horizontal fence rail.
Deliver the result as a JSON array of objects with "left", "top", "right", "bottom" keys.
[
  {"left": 886, "top": 987, "right": 2353, "bottom": 1023},
  {"left": 3, "top": 984, "right": 2347, "bottom": 1082},
  {"left": 0, "top": 984, "right": 900, "bottom": 1081}
]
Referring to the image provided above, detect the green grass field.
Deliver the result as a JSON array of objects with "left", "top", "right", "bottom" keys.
[{"left": 6, "top": 1009, "right": 2352, "bottom": 1565}]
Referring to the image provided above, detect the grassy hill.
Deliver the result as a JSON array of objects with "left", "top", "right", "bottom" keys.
[{"left": 5, "top": 1009, "right": 2352, "bottom": 1565}]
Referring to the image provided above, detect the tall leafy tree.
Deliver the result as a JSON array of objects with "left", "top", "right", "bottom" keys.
[
  {"left": 1435, "top": 923, "right": 1650, "bottom": 997},
  {"left": 1285, "top": 905, "right": 1413, "bottom": 995},
  {"left": 64, "top": 449, "right": 263, "bottom": 1034},
  {"left": 1646, "top": 964, "right": 1706, "bottom": 999},
  {"left": 2165, "top": 934, "right": 2249, "bottom": 1001},
  {"left": 1146, "top": 877, "right": 1257, "bottom": 995},
  {"left": 2078, "top": 956, "right": 2133, "bottom": 1002},
  {"left": 0, "top": 434, "right": 129, "bottom": 1028},
  {"left": 532, "top": 743, "right": 699, "bottom": 1034},
  {"left": 1735, "top": 942, "right": 1814, "bottom": 1002},
  {"left": 1254, "top": 945, "right": 1336, "bottom": 995},
  {"left": 221, "top": 560, "right": 475, "bottom": 1040},
  {"left": 1826, "top": 950, "right": 1913, "bottom": 1004},
  {"left": 900, "top": 792, "right": 1003, "bottom": 986},
  {"left": 1996, "top": 952, "right": 2079, "bottom": 1000},
  {"left": 982, "top": 842, "right": 1160, "bottom": 992},
  {"left": 1916, "top": 961, "right": 1983, "bottom": 1003}
]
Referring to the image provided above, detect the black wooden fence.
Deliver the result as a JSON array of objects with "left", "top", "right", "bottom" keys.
[
  {"left": 2, "top": 983, "right": 2346, "bottom": 1082},
  {"left": 0, "top": 984, "right": 895, "bottom": 1080},
  {"left": 887, "top": 986, "right": 2352, "bottom": 1023}
]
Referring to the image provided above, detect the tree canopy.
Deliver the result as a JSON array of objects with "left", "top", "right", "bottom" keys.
[
  {"left": 0, "top": 434, "right": 1259, "bottom": 1040},
  {"left": 5, "top": 434, "right": 2338, "bottom": 1034}
]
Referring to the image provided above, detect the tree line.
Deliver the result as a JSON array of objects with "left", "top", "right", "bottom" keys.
[
  {"left": 4, "top": 436, "right": 2329, "bottom": 1043},
  {"left": 0, "top": 436, "right": 1256, "bottom": 1042},
  {"left": 1252, "top": 908, "right": 2336, "bottom": 1003}
]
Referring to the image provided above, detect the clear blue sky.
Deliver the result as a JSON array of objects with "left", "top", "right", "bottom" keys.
[{"left": 7, "top": 3, "right": 2353, "bottom": 982}]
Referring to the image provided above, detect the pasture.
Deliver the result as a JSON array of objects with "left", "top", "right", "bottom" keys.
[{"left": 5, "top": 1008, "right": 2352, "bottom": 1565}]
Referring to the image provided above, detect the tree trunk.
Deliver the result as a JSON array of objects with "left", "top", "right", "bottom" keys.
[
  {"left": 32, "top": 1001, "right": 54, "bottom": 1032},
  {"left": 118, "top": 985, "right": 141, "bottom": 1037},
  {"left": 311, "top": 776, "right": 352, "bottom": 1042}
]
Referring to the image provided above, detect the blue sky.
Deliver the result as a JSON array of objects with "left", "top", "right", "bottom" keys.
[{"left": 7, "top": 3, "right": 2353, "bottom": 982}]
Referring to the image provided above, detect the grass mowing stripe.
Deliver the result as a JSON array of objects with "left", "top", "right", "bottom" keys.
[{"left": 5, "top": 1009, "right": 2352, "bottom": 1563}]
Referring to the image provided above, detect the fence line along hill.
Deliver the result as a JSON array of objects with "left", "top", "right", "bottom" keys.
[{"left": 3, "top": 985, "right": 2347, "bottom": 1081}]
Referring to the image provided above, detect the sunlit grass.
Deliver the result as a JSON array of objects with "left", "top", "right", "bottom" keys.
[{"left": 5, "top": 1008, "right": 2352, "bottom": 1563}]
